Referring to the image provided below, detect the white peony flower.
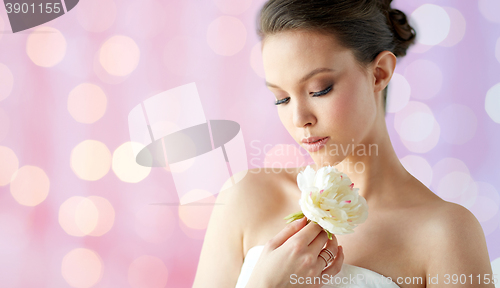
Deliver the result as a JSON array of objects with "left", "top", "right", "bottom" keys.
[{"left": 284, "top": 165, "right": 368, "bottom": 239}]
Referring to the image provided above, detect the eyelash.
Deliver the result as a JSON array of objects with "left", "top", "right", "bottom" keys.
[{"left": 274, "top": 85, "right": 333, "bottom": 105}]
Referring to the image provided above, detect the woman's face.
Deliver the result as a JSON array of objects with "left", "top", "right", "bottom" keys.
[{"left": 262, "top": 30, "right": 380, "bottom": 167}]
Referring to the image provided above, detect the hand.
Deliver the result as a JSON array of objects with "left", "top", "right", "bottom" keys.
[{"left": 246, "top": 217, "right": 344, "bottom": 288}]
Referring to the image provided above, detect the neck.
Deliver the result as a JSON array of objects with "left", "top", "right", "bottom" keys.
[{"left": 310, "top": 109, "right": 411, "bottom": 204}]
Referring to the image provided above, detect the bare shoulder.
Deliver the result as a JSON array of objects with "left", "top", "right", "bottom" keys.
[
  {"left": 413, "top": 193, "right": 493, "bottom": 285},
  {"left": 221, "top": 167, "right": 302, "bottom": 253},
  {"left": 219, "top": 167, "right": 297, "bottom": 229},
  {"left": 193, "top": 167, "right": 286, "bottom": 288},
  {"left": 405, "top": 182, "right": 485, "bottom": 247},
  {"left": 395, "top": 178, "right": 482, "bottom": 235},
  {"left": 218, "top": 167, "right": 283, "bottom": 212},
  {"left": 422, "top": 199, "right": 485, "bottom": 243}
]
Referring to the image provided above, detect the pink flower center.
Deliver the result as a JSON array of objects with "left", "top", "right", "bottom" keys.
[{"left": 319, "top": 189, "right": 324, "bottom": 194}]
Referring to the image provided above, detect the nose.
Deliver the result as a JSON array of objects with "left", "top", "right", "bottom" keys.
[{"left": 292, "top": 100, "right": 316, "bottom": 128}]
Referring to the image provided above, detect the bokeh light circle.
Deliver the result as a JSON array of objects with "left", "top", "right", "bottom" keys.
[
  {"left": 469, "top": 196, "right": 499, "bottom": 222},
  {"left": 250, "top": 42, "right": 265, "bottom": 78},
  {"left": 438, "top": 104, "right": 477, "bottom": 144},
  {"left": 10, "top": 165, "right": 50, "bottom": 206},
  {"left": 478, "top": 0, "right": 500, "bottom": 24},
  {"left": 399, "top": 112, "right": 435, "bottom": 142},
  {"left": 68, "top": 83, "right": 107, "bottom": 124},
  {"left": 213, "top": 0, "right": 252, "bottom": 15},
  {"left": 77, "top": 0, "right": 117, "bottom": 32},
  {"left": 400, "top": 119, "right": 440, "bottom": 153},
  {"left": 408, "top": 42, "right": 433, "bottom": 54},
  {"left": 112, "top": 142, "right": 151, "bottom": 183},
  {"left": 485, "top": 83, "right": 500, "bottom": 124},
  {"left": 394, "top": 101, "right": 436, "bottom": 140},
  {"left": 87, "top": 196, "right": 115, "bottom": 236},
  {"left": 59, "top": 196, "right": 90, "bottom": 237},
  {"left": 438, "top": 7, "right": 466, "bottom": 47},
  {"left": 99, "top": 35, "right": 140, "bottom": 77},
  {"left": 468, "top": 182, "right": 500, "bottom": 224},
  {"left": 61, "top": 248, "right": 103, "bottom": 288},
  {"left": 207, "top": 16, "right": 247, "bottom": 56},
  {"left": 455, "top": 180, "right": 478, "bottom": 209},
  {"left": 91, "top": 52, "right": 127, "bottom": 85},
  {"left": 386, "top": 73, "right": 411, "bottom": 113},
  {"left": 59, "top": 196, "right": 115, "bottom": 237},
  {"left": 410, "top": 4, "right": 450, "bottom": 46},
  {"left": 404, "top": 59, "right": 443, "bottom": 100},
  {"left": 135, "top": 205, "right": 175, "bottom": 243},
  {"left": 0, "top": 63, "right": 14, "bottom": 102},
  {"left": 178, "top": 189, "right": 216, "bottom": 230},
  {"left": 475, "top": 181, "right": 500, "bottom": 206},
  {"left": 74, "top": 198, "right": 99, "bottom": 235},
  {"left": 128, "top": 255, "right": 168, "bottom": 288},
  {"left": 437, "top": 171, "right": 473, "bottom": 200},
  {"left": 431, "top": 158, "right": 470, "bottom": 191},
  {"left": 26, "top": 26, "right": 67, "bottom": 67},
  {"left": 399, "top": 155, "right": 432, "bottom": 187},
  {"left": 0, "top": 146, "right": 19, "bottom": 186},
  {"left": 70, "top": 140, "right": 111, "bottom": 181}
]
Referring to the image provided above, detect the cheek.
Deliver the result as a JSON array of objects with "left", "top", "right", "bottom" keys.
[{"left": 322, "top": 86, "right": 374, "bottom": 140}]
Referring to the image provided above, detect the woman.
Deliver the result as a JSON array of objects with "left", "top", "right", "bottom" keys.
[{"left": 193, "top": 0, "right": 495, "bottom": 287}]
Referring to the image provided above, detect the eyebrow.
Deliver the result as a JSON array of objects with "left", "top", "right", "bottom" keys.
[{"left": 265, "top": 67, "right": 334, "bottom": 89}]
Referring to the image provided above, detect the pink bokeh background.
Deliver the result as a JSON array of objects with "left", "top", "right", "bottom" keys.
[{"left": 1, "top": 0, "right": 500, "bottom": 287}]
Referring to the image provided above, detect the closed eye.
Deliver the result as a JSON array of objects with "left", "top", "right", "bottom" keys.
[
  {"left": 274, "top": 97, "right": 290, "bottom": 105},
  {"left": 311, "top": 85, "right": 333, "bottom": 97},
  {"left": 274, "top": 85, "right": 333, "bottom": 105}
]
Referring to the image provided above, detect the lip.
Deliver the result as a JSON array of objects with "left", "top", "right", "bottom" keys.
[{"left": 301, "top": 136, "right": 329, "bottom": 152}]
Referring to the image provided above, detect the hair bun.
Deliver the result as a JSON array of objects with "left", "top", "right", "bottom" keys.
[{"left": 379, "top": 0, "right": 416, "bottom": 57}]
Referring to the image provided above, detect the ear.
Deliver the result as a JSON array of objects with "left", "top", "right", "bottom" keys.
[{"left": 371, "top": 51, "right": 397, "bottom": 94}]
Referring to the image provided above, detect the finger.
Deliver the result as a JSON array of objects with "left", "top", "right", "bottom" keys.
[
  {"left": 267, "top": 217, "right": 307, "bottom": 249},
  {"left": 308, "top": 229, "right": 329, "bottom": 253},
  {"left": 322, "top": 245, "right": 344, "bottom": 276},
  {"left": 315, "top": 239, "right": 339, "bottom": 271},
  {"left": 292, "top": 220, "right": 325, "bottom": 245},
  {"left": 310, "top": 230, "right": 339, "bottom": 257},
  {"left": 324, "top": 233, "right": 339, "bottom": 252},
  {"left": 318, "top": 247, "right": 338, "bottom": 270}
]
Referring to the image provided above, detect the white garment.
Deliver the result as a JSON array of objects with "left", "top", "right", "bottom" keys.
[{"left": 235, "top": 245, "right": 401, "bottom": 288}]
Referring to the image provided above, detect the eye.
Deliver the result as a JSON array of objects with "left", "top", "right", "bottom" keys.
[
  {"left": 274, "top": 97, "right": 290, "bottom": 105},
  {"left": 311, "top": 85, "right": 333, "bottom": 97}
]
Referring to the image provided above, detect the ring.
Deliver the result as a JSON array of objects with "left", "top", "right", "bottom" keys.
[
  {"left": 318, "top": 254, "right": 329, "bottom": 267},
  {"left": 319, "top": 248, "right": 335, "bottom": 265}
]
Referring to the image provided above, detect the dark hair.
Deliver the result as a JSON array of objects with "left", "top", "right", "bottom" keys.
[{"left": 257, "top": 0, "right": 416, "bottom": 113}]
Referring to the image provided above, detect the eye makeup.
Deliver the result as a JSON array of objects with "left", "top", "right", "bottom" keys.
[
  {"left": 311, "top": 85, "right": 333, "bottom": 97},
  {"left": 274, "top": 84, "right": 333, "bottom": 105},
  {"left": 274, "top": 97, "right": 290, "bottom": 105}
]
